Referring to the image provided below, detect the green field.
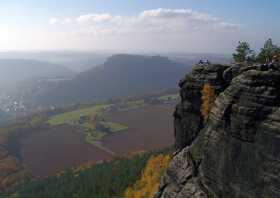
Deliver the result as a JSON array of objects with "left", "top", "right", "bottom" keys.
[
  {"left": 115, "top": 99, "right": 146, "bottom": 111},
  {"left": 44, "top": 93, "right": 177, "bottom": 145},
  {"left": 46, "top": 104, "right": 128, "bottom": 145},
  {"left": 47, "top": 104, "right": 109, "bottom": 126},
  {"left": 84, "top": 121, "right": 128, "bottom": 144},
  {"left": 158, "top": 94, "right": 179, "bottom": 101},
  {"left": 99, "top": 121, "right": 128, "bottom": 132}
]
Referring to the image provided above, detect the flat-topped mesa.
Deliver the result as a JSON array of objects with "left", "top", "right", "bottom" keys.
[{"left": 157, "top": 63, "right": 280, "bottom": 198}]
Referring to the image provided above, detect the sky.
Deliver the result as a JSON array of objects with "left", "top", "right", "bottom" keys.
[{"left": 0, "top": 0, "right": 279, "bottom": 53}]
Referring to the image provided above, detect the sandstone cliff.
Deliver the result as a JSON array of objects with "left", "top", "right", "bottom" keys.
[{"left": 157, "top": 63, "right": 280, "bottom": 198}]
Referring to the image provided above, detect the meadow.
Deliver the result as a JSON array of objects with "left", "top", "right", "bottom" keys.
[{"left": 0, "top": 93, "right": 177, "bottom": 179}]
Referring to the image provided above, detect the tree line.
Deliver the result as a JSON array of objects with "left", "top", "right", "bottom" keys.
[
  {"left": 1, "top": 149, "right": 172, "bottom": 198},
  {"left": 233, "top": 38, "right": 280, "bottom": 64}
]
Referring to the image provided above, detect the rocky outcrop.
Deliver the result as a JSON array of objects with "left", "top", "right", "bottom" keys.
[
  {"left": 156, "top": 148, "right": 208, "bottom": 198},
  {"left": 174, "top": 64, "right": 230, "bottom": 150},
  {"left": 157, "top": 63, "right": 280, "bottom": 198}
]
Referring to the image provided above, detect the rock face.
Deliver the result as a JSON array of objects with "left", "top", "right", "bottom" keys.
[
  {"left": 157, "top": 63, "right": 280, "bottom": 198},
  {"left": 174, "top": 64, "right": 230, "bottom": 150}
]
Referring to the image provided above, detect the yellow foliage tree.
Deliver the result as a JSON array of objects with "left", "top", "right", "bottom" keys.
[
  {"left": 201, "top": 83, "right": 216, "bottom": 121},
  {"left": 124, "top": 154, "right": 171, "bottom": 198}
]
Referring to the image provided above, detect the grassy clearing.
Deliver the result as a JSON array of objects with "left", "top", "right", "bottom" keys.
[
  {"left": 84, "top": 121, "right": 128, "bottom": 146},
  {"left": 117, "top": 100, "right": 146, "bottom": 111},
  {"left": 85, "top": 130, "right": 106, "bottom": 143},
  {"left": 99, "top": 121, "right": 128, "bottom": 132},
  {"left": 46, "top": 94, "right": 176, "bottom": 128},
  {"left": 47, "top": 105, "right": 109, "bottom": 126},
  {"left": 44, "top": 94, "right": 176, "bottom": 147},
  {"left": 46, "top": 104, "right": 128, "bottom": 146},
  {"left": 157, "top": 94, "right": 179, "bottom": 101}
]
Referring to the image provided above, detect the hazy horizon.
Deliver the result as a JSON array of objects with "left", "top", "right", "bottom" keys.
[{"left": 0, "top": 0, "right": 279, "bottom": 53}]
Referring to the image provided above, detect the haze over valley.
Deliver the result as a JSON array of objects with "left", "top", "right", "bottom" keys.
[
  {"left": 0, "top": 0, "right": 279, "bottom": 197},
  {"left": 0, "top": 52, "right": 231, "bottom": 118}
]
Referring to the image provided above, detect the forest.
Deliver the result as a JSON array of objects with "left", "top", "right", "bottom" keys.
[{"left": 1, "top": 150, "right": 171, "bottom": 198}]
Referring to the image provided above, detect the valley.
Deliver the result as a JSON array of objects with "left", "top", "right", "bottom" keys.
[
  {"left": 0, "top": 0, "right": 278, "bottom": 196},
  {"left": 20, "top": 125, "right": 112, "bottom": 177},
  {"left": 102, "top": 105, "right": 174, "bottom": 154},
  {"left": 0, "top": 93, "right": 177, "bottom": 182}
]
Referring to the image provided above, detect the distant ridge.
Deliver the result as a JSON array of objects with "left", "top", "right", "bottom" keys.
[
  {"left": 0, "top": 59, "right": 75, "bottom": 90},
  {"left": 26, "top": 54, "right": 191, "bottom": 106}
]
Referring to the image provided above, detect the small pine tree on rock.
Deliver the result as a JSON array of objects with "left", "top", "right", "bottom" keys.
[{"left": 233, "top": 41, "right": 255, "bottom": 64}]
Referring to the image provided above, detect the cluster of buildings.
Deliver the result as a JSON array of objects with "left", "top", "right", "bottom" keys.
[{"left": 0, "top": 94, "right": 26, "bottom": 114}]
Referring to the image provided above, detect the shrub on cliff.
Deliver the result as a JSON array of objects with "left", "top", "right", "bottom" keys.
[{"left": 201, "top": 84, "right": 216, "bottom": 121}]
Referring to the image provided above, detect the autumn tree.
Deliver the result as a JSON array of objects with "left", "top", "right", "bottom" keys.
[
  {"left": 124, "top": 154, "right": 171, "bottom": 198},
  {"left": 201, "top": 84, "right": 216, "bottom": 121}
]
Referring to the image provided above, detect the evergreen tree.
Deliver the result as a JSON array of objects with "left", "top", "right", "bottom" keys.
[
  {"left": 257, "top": 38, "right": 279, "bottom": 63},
  {"left": 3, "top": 150, "right": 172, "bottom": 198},
  {"left": 233, "top": 41, "right": 255, "bottom": 63}
]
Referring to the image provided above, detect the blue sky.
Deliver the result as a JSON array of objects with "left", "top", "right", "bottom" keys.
[{"left": 0, "top": 0, "right": 279, "bottom": 52}]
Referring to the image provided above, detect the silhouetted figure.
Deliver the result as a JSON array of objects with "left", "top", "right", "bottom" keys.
[{"left": 198, "top": 60, "right": 211, "bottom": 65}]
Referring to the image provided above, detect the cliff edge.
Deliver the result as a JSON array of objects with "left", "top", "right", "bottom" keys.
[{"left": 156, "top": 63, "right": 280, "bottom": 198}]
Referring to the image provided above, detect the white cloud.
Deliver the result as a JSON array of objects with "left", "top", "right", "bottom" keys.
[
  {"left": 49, "top": 18, "right": 58, "bottom": 25},
  {"left": 0, "top": 8, "right": 244, "bottom": 52},
  {"left": 76, "top": 14, "right": 114, "bottom": 24},
  {"left": 50, "top": 8, "right": 240, "bottom": 32},
  {"left": 139, "top": 8, "right": 218, "bottom": 23},
  {"left": 49, "top": 17, "right": 72, "bottom": 25},
  {"left": 216, "top": 22, "right": 241, "bottom": 29}
]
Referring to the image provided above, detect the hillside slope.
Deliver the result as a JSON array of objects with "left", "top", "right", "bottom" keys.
[
  {"left": 156, "top": 63, "right": 280, "bottom": 198},
  {"left": 28, "top": 54, "right": 189, "bottom": 106},
  {"left": 0, "top": 59, "right": 74, "bottom": 89},
  {"left": 1, "top": 150, "right": 171, "bottom": 198}
]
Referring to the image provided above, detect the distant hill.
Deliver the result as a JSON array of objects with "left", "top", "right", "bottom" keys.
[
  {"left": 0, "top": 51, "right": 110, "bottom": 72},
  {"left": 26, "top": 54, "right": 190, "bottom": 107},
  {"left": 0, "top": 59, "right": 75, "bottom": 90}
]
